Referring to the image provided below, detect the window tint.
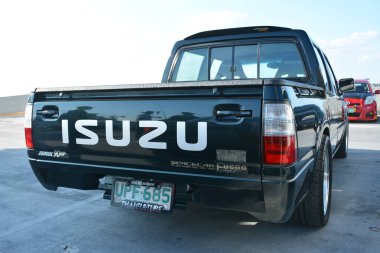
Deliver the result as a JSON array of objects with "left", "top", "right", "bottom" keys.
[
  {"left": 323, "top": 57, "right": 337, "bottom": 95},
  {"left": 210, "top": 45, "right": 258, "bottom": 80},
  {"left": 313, "top": 46, "right": 330, "bottom": 93},
  {"left": 210, "top": 47, "right": 233, "bottom": 80},
  {"left": 260, "top": 43, "right": 306, "bottom": 79},
  {"left": 171, "top": 43, "right": 307, "bottom": 82},
  {"left": 172, "top": 49, "right": 207, "bottom": 82},
  {"left": 234, "top": 45, "right": 258, "bottom": 79},
  {"left": 345, "top": 82, "right": 370, "bottom": 93},
  {"left": 323, "top": 54, "right": 339, "bottom": 94}
]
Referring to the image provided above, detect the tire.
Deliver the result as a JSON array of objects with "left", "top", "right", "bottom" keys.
[
  {"left": 335, "top": 126, "right": 348, "bottom": 158},
  {"left": 291, "top": 135, "right": 332, "bottom": 227}
]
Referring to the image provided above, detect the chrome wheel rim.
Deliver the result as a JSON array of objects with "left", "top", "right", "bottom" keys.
[{"left": 323, "top": 151, "right": 330, "bottom": 215}]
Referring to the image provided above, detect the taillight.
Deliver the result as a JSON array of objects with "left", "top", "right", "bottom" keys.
[
  {"left": 24, "top": 103, "right": 33, "bottom": 149},
  {"left": 263, "top": 103, "right": 297, "bottom": 165}
]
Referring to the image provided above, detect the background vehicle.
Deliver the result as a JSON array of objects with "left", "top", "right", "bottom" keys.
[
  {"left": 343, "top": 79, "right": 378, "bottom": 122},
  {"left": 25, "top": 26, "right": 353, "bottom": 227}
]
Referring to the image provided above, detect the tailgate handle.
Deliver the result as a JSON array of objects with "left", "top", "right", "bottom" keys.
[
  {"left": 37, "top": 106, "right": 59, "bottom": 119},
  {"left": 216, "top": 110, "right": 252, "bottom": 120}
]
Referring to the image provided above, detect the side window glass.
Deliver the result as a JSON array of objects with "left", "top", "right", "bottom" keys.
[
  {"left": 260, "top": 43, "right": 306, "bottom": 79},
  {"left": 323, "top": 58, "right": 337, "bottom": 95},
  {"left": 210, "top": 47, "right": 233, "bottom": 80},
  {"left": 171, "top": 48, "right": 208, "bottom": 82},
  {"left": 323, "top": 54, "right": 339, "bottom": 94},
  {"left": 313, "top": 46, "right": 330, "bottom": 93}
]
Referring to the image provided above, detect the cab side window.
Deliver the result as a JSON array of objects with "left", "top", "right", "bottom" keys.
[
  {"left": 323, "top": 54, "right": 339, "bottom": 95},
  {"left": 313, "top": 46, "right": 331, "bottom": 94}
]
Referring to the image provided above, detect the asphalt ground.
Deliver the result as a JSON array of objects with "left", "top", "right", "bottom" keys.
[{"left": 0, "top": 117, "right": 379, "bottom": 253}]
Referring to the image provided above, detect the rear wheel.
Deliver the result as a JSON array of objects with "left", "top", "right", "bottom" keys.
[
  {"left": 291, "top": 135, "right": 332, "bottom": 227},
  {"left": 335, "top": 126, "right": 348, "bottom": 158}
]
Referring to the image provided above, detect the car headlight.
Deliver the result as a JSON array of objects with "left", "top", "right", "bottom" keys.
[{"left": 364, "top": 96, "right": 375, "bottom": 105}]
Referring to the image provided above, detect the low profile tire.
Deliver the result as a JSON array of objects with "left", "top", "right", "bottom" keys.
[
  {"left": 335, "top": 126, "right": 348, "bottom": 158},
  {"left": 291, "top": 135, "right": 332, "bottom": 227}
]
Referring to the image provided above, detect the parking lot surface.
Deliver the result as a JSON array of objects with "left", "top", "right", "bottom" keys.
[{"left": 0, "top": 117, "right": 379, "bottom": 253}]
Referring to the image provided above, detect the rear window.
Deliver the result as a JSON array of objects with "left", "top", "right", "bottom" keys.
[
  {"left": 345, "top": 82, "right": 371, "bottom": 93},
  {"left": 171, "top": 42, "right": 307, "bottom": 82}
]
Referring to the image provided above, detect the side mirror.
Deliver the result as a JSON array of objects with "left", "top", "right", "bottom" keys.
[
  {"left": 375, "top": 90, "right": 380, "bottom": 95},
  {"left": 339, "top": 78, "right": 355, "bottom": 92}
]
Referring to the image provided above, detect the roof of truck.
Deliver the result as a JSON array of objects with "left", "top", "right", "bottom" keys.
[{"left": 184, "top": 26, "right": 292, "bottom": 40}]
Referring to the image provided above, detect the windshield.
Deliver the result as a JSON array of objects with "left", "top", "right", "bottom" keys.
[
  {"left": 171, "top": 42, "right": 307, "bottom": 82},
  {"left": 345, "top": 82, "right": 370, "bottom": 93}
]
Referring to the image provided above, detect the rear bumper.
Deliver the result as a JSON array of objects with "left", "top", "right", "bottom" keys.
[{"left": 28, "top": 155, "right": 315, "bottom": 223}]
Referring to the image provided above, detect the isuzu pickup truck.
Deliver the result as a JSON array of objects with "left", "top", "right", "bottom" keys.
[{"left": 25, "top": 26, "right": 354, "bottom": 227}]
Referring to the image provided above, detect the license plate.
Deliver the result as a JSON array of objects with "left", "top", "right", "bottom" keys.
[
  {"left": 348, "top": 108, "right": 356, "bottom": 113},
  {"left": 112, "top": 178, "right": 173, "bottom": 212}
]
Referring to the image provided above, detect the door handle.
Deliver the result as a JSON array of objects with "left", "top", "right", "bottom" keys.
[
  {"left": 37, "top": 106, "right": 59, "bottom": 119},
  {"left": 215, "top": 110, "right": 252, "bottom": 120}
]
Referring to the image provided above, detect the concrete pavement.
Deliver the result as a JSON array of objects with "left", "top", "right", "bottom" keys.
[{"left": 0, "top": 117, "right": 379, "bottom": 253}]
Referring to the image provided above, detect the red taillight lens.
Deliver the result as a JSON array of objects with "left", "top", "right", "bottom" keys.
[
  {"left": 25, "top": 128, "right": 34, "bottom": 149},
  {"left": 263, "top": 103, "right": 297, "bottom": 165},
  {"left": 24, "top": 103, "right": 33, "bottom": 149},
  {"left": 263, "top": 135, "right": 296, "bottom": 164}
]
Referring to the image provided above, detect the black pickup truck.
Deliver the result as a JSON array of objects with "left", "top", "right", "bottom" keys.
[{"left": 25, "top": 26, "right": 354, "bottom": 227}]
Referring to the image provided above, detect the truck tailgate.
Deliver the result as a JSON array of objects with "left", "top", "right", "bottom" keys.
[{"left": 31, "top": 85, "right": 263, "bottom": 184}]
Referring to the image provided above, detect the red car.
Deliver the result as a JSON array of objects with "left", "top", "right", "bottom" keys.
[{"left": 343, "top": 79, "right": 378, "bottom": 122}]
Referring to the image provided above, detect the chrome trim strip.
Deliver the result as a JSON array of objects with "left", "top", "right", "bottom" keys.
[
  {"left": 35, "top": 79, "right": 263, "bottom": 93},
  {"left": 35, "top": 159, "right": 261, "bottom": 183},
  {"left": 28, "top": 158, "right": 37, "bottom": 161},
  {"left": 34, "top": 79, "right": 323, "bottom": 93}
]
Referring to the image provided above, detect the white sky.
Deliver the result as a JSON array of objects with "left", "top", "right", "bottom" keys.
[{"left": 1, "top": 0, "right": 379, "bottom": 97}]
